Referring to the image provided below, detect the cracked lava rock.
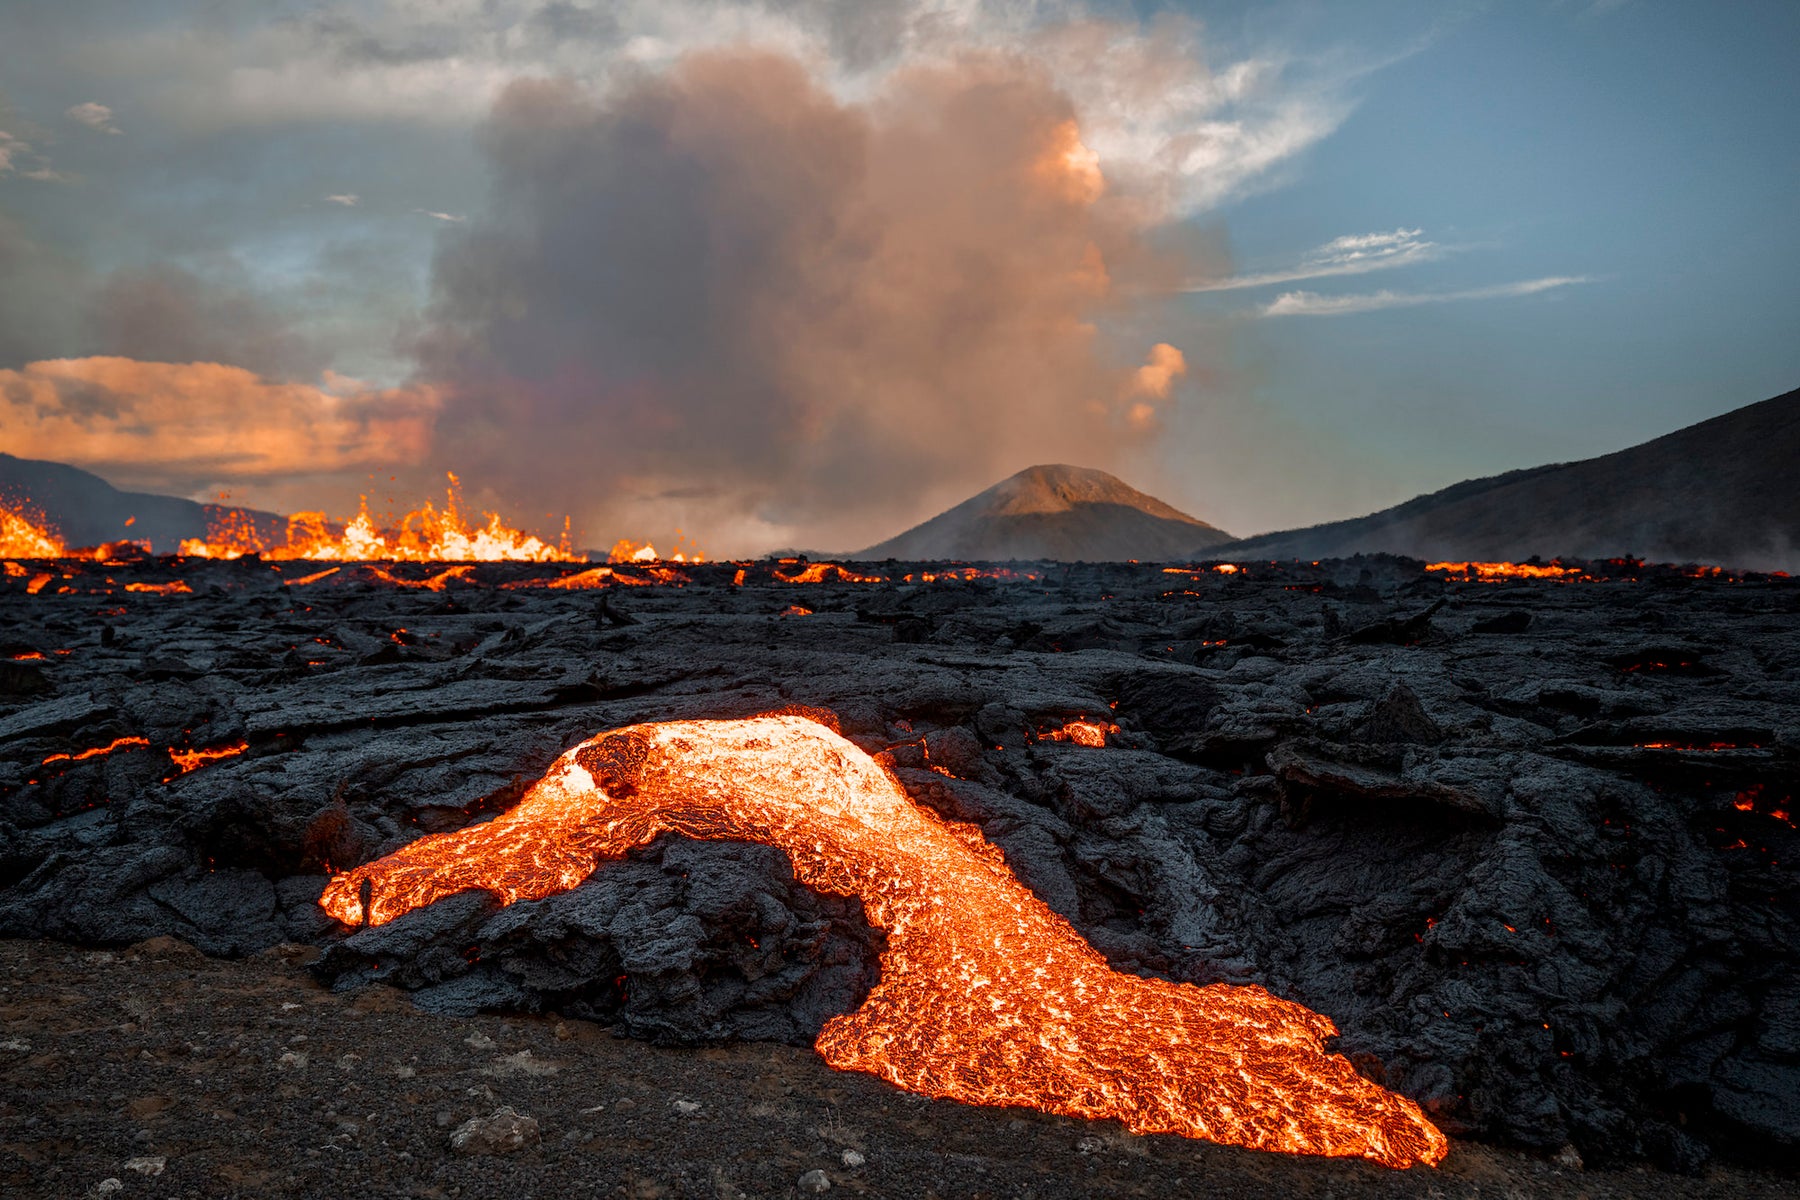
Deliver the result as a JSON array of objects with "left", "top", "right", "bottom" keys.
[{"left": 2, "top": 553, "right": 1798, "bottom": 1179}]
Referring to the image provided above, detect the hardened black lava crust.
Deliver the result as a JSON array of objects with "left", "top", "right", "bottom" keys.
[{"left": 2, "top": 553, "right": 1797, "bottom": 1195}]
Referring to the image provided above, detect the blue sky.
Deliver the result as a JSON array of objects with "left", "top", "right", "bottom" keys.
[{"left": 0, "top": 0, "right": 1794, "bottom": 548}]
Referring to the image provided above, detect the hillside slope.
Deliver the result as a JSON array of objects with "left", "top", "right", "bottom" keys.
[
  {"left": 1222, "top": 387, "right": 1800, "bottom": 568},
  {"left": 0, "top": 454, "right": 280, "bottom": 552}
]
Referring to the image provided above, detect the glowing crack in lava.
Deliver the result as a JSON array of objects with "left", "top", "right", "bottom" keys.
[
  {"left": 320, "top": 714, "right": 1447, "bottom": 1167},
  {"left": 1426, "top": 561, "right": 1584, "bottom": 580}
]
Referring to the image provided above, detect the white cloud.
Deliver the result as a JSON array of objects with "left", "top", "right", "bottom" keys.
[
  {"left": 65, "top": 101, "right": 121, "bottom": 134},
  {"left": 1189, "top": 227, "right": 1441, "bottom": 292},
  {"left": 1261, "top": 275, "right": 1590, "bottom": 317},
  {"left": 73, "top": 0, "right": 1390, "bottom": 217},
  {"left": 414, "top": 208, "right": 464, "bottom": 223},
  {"left": 325, "top": 193, "right": 360, "bottom": 206}
]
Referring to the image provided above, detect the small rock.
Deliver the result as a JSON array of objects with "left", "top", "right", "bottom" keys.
[
  {"left": 124, "top": 1156, "right": 166, "bottom": 1177},
  {"left": 840, "top": 1149, "right": 865, "bottom": 1167},
  {"left": 673, "top": 1099, "right": 701, "bottom": 1115},
  {"left": 0, "top": 1039, "right": 29, "bottom": 1052},
  {"left": 93, "top": 1181, "right": 123, "bottom": 1196},
  {"left": 1554, "top": 1143, "right": 1584, "bottom": 1171},
  {"left": 277, "top": 1051, "right": 307, "bottom": 1070},
  {"left": 464, "top": 1032, "right": 496, "bottom": 1050},
  {"left": 1075, "top": 1135, "right": 1105, "bottom": 1155},
  {"left": 797, "top": 1169, "right": 831, "bottom": 1194},
  {"left": 449, "top": 1106, "right": 541, "bottom": 1156}
]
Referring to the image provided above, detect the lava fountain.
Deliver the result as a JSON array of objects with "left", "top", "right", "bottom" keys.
[{"left": 320, "top": 713, "right": 1447, "bottom": 1167}]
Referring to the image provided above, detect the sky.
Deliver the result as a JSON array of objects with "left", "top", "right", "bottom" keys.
[{"left": 0, "top": 0, "right": 1795, "bottom": 553}]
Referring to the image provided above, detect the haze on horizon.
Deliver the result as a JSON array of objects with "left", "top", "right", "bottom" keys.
[{"left": 0, "top": 0, "right": 1794, "bottom": 557}]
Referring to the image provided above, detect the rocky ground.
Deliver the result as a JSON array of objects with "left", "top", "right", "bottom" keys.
[
  {"left": 1, "top": 554, "right": 1797, "bottom": 1192},
  {"left": 5, "top": 935, "right": 1796, "bottom": 1200}
]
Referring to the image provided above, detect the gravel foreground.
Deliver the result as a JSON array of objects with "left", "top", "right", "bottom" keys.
[{"left": 2, "top": 937, "right": 1794, "bottom": 1200}]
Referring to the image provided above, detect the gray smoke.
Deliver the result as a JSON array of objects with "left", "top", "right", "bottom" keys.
[{"left": 415, "top": 48, "right": 1203, "bottom": 553}]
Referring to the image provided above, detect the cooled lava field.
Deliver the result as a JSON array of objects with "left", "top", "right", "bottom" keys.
[{"left": 3, "top": 553, "right": 1798, "bottom": 1194}]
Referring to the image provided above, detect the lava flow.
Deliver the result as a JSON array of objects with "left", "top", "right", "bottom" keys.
[
  {"left": 1426, "top": 561, "right": 1584, "bottom": 580},
  {"left": 320, "top": 713, "right": 1448, "bottom": 1167},
  {"left": 1039, "top": 718, "right": 1118, "bottom": 747}
]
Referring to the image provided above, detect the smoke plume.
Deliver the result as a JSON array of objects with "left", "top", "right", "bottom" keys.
[{"left": 417, "top": 48, "right": 1205, "bottom": 553}]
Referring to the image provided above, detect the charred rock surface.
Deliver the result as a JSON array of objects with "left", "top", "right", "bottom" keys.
[
  {"left": 316, "top": 835, "right": 884, "bottom": 1047},
  {"left": 2, "top": 554, "right": 1797, "bottom": 1171}
]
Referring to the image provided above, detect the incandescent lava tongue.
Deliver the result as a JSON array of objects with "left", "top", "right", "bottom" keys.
[{"left": 320, "top": 713, "right": 1448, "bottom": 1168}]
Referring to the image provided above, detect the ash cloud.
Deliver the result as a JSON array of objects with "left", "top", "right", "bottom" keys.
[{"left": 415, "top": 48, "right": 1207, "bottom": 553}]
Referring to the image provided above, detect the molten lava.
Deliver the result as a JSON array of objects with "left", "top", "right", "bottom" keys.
[
  {"left": 178, "top": 475, "right": 583, "bottom": 563},
  {"left": 42, "top": 736, "right": 151, "bottom": 765},
  {"left": 609, "top": 535, "right": 705, "bottom": 564},
  {"left": 1426, "top": 562, "right": 1583, "bottom": 580},
  {"left": 320, "top": 714, "right": 1447, "bottom": 1168},
  {"left": 1040, "top": 718, "right": 1118, "bottom": 747},
  {"left": 775, "top": 562, "right": 884, "bottom": 585},
  {"left": 165, "top": 740, "right": 250, "bottom": 780},
  {"left": 1, "top": 505, "right": 65, "bottom": 558}
]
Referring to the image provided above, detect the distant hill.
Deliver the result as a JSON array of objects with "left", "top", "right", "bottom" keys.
[
  {"left": 1220, "top": 387, "right": 1800, "bottom": 570},
  {"left": 0, "top": 454, "right": 282, "bottom": 552},
  {"left": 858, "top": 464, "right": 1232, "bottom": 562}
]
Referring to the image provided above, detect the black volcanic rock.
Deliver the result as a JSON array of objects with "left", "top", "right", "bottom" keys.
[
  {"left": 1220, "top": 386, "right": 1800, "bottom": 569},
  {"left": 0, "top": 452, "right": 284, "bottom": 551},
  {"left": 2, "top": 555, "right": 1797, "bottom": 1168},
  {"left": 858, "top": 464, "right": 1231, "bottom": 561}
]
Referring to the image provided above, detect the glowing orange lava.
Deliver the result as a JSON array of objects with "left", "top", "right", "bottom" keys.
[
  {"left": 42, "top": 735, "right": 151, "bottom": 765},
  {"left": 776, "top": 562, "right": 884, "bottom": 585},
  {"left": 123, "top": 580, "right": 193, "bottom": 595},
  {"left": 165, "top": 740, "right": 250, "bottom": 780},
  {"left": 1426, "top": 562, "right": 1584, "bottom": 580},
  {"left": 1, "top": 505, "right": 65, "bottom": 558},
  {"left": 1040, "top": 718, "right": 1118, "bottom": 747},
  {"left": 609, "top": 534, "right": 706, "bottom": 564},
  {"left": 179, "top": 475, "right": 583, "bottom": 563},
  {"left": 320, "top": 714, "right": 1447, "bottom": 1167}
]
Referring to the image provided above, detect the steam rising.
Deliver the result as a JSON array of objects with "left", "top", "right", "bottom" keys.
[{"left": 417, "top": 49, "right": 1203, "bottom": 553}]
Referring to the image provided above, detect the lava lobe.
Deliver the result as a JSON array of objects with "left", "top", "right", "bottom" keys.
[{"left": 320, "top": 712, "right": 1447, "bottom": 1168}]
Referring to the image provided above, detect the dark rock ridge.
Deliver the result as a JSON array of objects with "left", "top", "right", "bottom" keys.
[
  {"left": 0, "top": 452, "right": 285, "bottom": 552},
  {"left": 1, "top": 555, "right": 1797, "bottom": 1172},
  {"left": 1221, "top": 386, "right": 1800, "bottom": 570},
  {"left": 858, "top": 464, "right": 1232, "bottom": 561}
]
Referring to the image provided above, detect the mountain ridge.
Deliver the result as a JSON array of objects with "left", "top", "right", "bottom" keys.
[
  {"left": 0, "top": 453, "right": 283, "bottom": 552},
  {"left": 1217, "top": 386, "right": 1800, "bottom": 569}
]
